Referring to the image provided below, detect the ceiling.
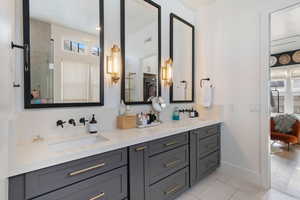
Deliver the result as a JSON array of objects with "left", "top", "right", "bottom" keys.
[
  {"left": 30, "top": 0, "right": 100, "bottom": 35},
  {"left": 126, "top": 0, "right": 157, "bottom": 34},
  {"left": 180, "top": 0, "right": 216, "bottom": 9},
  {"left": 271, "top": 5, "right": 300, "bottom": 53},
  {"left": 30, "top": 0, "right": 157, "bottom": 36}
]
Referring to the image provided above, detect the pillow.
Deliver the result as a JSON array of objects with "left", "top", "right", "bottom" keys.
[{"left": 273, "top": 114, "right": 298, "bottom": 134}]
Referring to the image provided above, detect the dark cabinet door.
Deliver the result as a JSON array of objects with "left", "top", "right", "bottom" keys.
[
  {"left": 32, "top": 166, "right": 128, "bottom": 200},
  {"left": 189, "top": 131, "right": 197, "bottom": 187},
  {"left": 189, "top": 124, "right": 221, "bottom": 186},
  {"left": 129, "top": 143, "right": 150, "bottom": 200}
]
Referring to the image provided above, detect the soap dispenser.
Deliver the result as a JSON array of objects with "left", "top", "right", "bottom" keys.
[{"left": 88, "top": 114, "right": 98, "bottom": 134}]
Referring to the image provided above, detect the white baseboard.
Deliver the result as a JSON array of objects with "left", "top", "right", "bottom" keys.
[{"left": 219, "top": 161, "right": 261, "bottom": 188}]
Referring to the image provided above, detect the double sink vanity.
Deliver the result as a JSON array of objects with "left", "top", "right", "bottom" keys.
[
  {"left": 10, "top": 0, "right": 218, "bottom": 199},
  {"left": 9, "top": 120, "right": 221, "bottom": 200}
]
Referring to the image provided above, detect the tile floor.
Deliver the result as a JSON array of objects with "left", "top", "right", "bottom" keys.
[
  {"left": 177, "top": 167, "right": 299, "bottom": 200},
  {"left": 271, "top": 143, "right": 300, "bottom": 199}
]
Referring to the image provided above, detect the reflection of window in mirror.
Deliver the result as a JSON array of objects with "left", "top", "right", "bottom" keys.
[{"left": 27, "top": 0, "right": 103, "bottom": 107}]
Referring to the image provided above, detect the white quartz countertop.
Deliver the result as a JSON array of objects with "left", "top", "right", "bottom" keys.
[{"left": 8, "top": 118, "right": 222, "bottom": 177}]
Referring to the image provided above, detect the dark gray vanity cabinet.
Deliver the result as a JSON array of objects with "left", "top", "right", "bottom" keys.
[
  {"left": 9, "top": 148, "right": 128, "bottom": 200},
  {"left": 9, "top": 124, "right": 221, "bottom": 200},
  {"left": 190, "top": 124, "right": 221, "bottom": 186},
  {"left": 129, "top": 143, "right": 150, "bottom": 200},
  {"left": 129, "top": 132, "right": 189, "bottom": 200}
]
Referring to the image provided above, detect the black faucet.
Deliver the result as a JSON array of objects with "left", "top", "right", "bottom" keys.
[
  {"left": 68, "top": 119, "right": 76, "bottom": 126},
  {"left": 79, "top": 117, "right": 88, "bottom": 126},
  {"left": 56, "top": 120, "right": 66, "bottom": 128}
]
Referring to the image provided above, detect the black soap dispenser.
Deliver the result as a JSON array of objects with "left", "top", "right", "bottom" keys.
[{"left": 88, "top": 114, "right": 98, "bottom": 134}]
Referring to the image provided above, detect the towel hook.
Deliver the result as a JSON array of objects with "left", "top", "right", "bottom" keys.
[{"left": 200, "top": 78, "right": 210, "bottom": 88}]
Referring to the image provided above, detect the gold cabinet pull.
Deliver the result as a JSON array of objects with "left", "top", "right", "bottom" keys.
[
  {"left": 164, "top": 185, "right": 183, "bottom": 195},
  {"left": 206, "top": 143, "right": 216, "bottom": 149},
  {"left": 89, "top": 192, "right": 105, "bottom": 200},
  {"left": 69, "top": 163, "right": 106, "bottom": 176},
  {"left": 164, "top": 160, "right": 180, "bottom": 168},
  {"left": 135, "top": 146, "right": 147, "bottom": 151},
  {"left": 164, "top": 141, "right": 178, "bottom": 147}
]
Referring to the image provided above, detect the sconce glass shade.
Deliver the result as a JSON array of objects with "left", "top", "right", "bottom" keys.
[
  {"left": 162, "top": 58, "right": 173, "bottom": 85},
  {"left": 107, "top": 45, "right": 121, "bottom": 84}
]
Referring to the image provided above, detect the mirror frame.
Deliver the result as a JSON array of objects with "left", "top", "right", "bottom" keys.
[
  {"left": 23, "top": 0, "right": 105, "bottom": 109},
  {"left": 120, "top": 0, "right": 162, "bottom": 105},
  {"left": 170, "top": 13, "right": 195, "bottom": 103}
]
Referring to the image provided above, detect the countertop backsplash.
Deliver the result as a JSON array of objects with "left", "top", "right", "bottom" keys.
[{"left": 11, "top": 103, "right": 198, "bottom": 145}]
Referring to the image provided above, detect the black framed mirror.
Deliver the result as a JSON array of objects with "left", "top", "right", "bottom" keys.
[
  {"left": 170, "top": 13, "right": 195, "bottom": 103},
  {"left": 23, "top": 0, "right": 104, "bottom": 108},
  {"left": 121, "top": 0, "right": 161, "bottom": 105}
]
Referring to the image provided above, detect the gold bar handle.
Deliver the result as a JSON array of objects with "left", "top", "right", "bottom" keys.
[
  {"left": 69, "top": 163, "right": 106, "bottom": 176},
  {"left": 164, "top": 160, "right": 180, "bottom": 168},
  {"left": 164, "top": 141, "right": 178, "bottom": 147},
  {"left": 89, "top": 192, "right": 105, "bottom": 200},
  {"left": 164, "top": 185, "right": 183, "bottom": 195},
  {"left": 135, "top": 146, "right": 147, "bottom": 151}
]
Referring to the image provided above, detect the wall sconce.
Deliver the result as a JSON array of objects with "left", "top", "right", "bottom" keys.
[
  {"left": 107, "top": 45, "right": 121, "bottom": 84},
  {"left": 161, "top": 58, "right": 173, "bottom": 86}
]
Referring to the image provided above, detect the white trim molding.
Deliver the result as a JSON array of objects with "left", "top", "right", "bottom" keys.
[{"left": 259, "top": 0, "right": 300, "bottom": 190}]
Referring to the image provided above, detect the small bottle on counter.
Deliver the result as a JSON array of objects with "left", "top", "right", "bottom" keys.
[
  {"left": 190, "top": 108, "right": 195, "bottom": 118},
  {"left": 119, "top": 100, "right": 126, "bottom": 115},
  {"left": 172, "top": 107, "right": 180, "bottom": 121},
  {"left": 88, "top": 114, "right": 98, "bottom": 134}
]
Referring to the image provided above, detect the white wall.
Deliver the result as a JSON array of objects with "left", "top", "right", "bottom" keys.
[
  {"left": 2, "top": 0, "right": 196, "bottom": 197},
  {"left": 10, "top": 0, "right": 195, "bottom": 135},
  {"left": 196, "top": 0, "right": 300, "bottom": 186},
  {"left": 0, "top": 0, "right": 14, "bottom": 198}
]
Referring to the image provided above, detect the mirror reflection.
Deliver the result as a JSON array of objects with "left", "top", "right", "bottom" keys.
[
  {"left": 171, "top": 14, "right": 194, "bottom": 102},
  {"left": 29, "top": 0, "right": 102, "bottom": 105},
  {"left": 122, "top": 0, "right": 161, "bottom": 103}
]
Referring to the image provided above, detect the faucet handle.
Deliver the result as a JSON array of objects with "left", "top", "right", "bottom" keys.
[
  {"left": 79, "top": 117, "right": 89, "bottom": 126},
  {"left": 68, "top": 119, "right": 76, "bottom": 126},
  {"left": 56, "top": 120, "right": 66, "bottom": 128}
]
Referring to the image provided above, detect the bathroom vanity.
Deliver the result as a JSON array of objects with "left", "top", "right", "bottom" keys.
[{"left": 8, "top": 121, "right": 221, "bottom": 200}]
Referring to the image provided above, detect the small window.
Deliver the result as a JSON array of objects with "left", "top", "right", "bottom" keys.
[
  {"left": 78, "top": 43, "right": 86, "bottom": 54},
  {"left": 63, "top": 40, "right": 72, "bottom": 51},
  {"left": 292, "top": 79, "right": 300, "bottom": 91},
  {"left": 271, "top": 94, "right": 285, "bottom": 113},
  {"left": 71, "top": 41, "right": 78, "bottom": 52},
  {"left": 293, "top": 95, "right": 300, "bottom": 114},
  {"left": 90, "top": 47, "right": 100, "bottom": 56}
]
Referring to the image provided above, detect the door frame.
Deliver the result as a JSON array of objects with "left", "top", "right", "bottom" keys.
[{"left": 259, "top": 1, "right": 300, "bottom": 189}]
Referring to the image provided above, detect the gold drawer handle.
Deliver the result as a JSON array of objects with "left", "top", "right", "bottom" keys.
[
  {"left": 206, "top": 143, "right": 216, "bottom": 149},
  {"left": 89, "top": 192, "right": 105, "bottom": 200},
  {"left": 135, "top": 146, "right": 147, "bottom": 151},
  {"left": 164, "top": 141, "right": 178, "bottom": 147},
  {"left": 164, "top": 160, "right": 180, "bottom": 168},
  {"left": 69, "top": 163, "right": 106, "bottom": 176},
  {"left": 164, "top": 185, "right": 183, "bottom": 195}
]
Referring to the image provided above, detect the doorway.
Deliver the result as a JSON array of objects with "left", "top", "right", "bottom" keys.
[{"left": 267, "top": 3, "right": 300, "bottom": 198}]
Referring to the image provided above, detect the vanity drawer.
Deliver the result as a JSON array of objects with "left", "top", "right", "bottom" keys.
[
  {"left": 26, "top": 148, "right": 127, "bottom": 199},
  {"left": 149, "top": 167, "right": 189, "bottom": 200},
  {"left": 198, "top": 134, "right": 220, "bottom": 158},
  {"left": 192, "top": 124, "right": 220, "bottom": 139},
  {"left": 149, "top": 145, "right": 189, "bottom": 184},
  {"left": 197, "top": 151, "right": 220, "bottom": 179},
  {"left": 32, "top": 166, "right": 128, "bottom": 200},
  {"left": 148, "top": 132, "right": 188, "bottom": 156}
]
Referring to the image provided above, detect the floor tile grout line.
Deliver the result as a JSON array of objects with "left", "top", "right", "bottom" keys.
[
  {"left": 272, "top": 187, "right": 300, "bottom": 200},
  {"left": 227, "top": 189, "right": 239, "bottom": 200}
]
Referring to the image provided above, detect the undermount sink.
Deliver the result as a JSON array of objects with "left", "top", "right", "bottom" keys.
[{"left": 48, "top": 135, "right": 109, "bottom": 152}]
